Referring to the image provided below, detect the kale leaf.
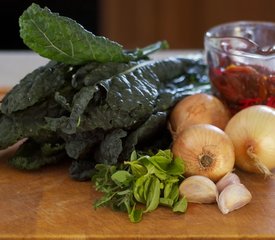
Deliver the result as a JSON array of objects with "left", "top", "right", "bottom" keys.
[
  {"left": 0, "top": 3, "right": 210, "bottom": 180},
  {"left": 9, "top": 139, "right": 66, "bottom": 170},
  {"left": 19, "top": 3, "right": 168, "bottom": 65},
  {"left": 1, "top": 61, "right": 74, "bottom": 115},
  {"left": 0, "top": 57, "right": 209, "bottom": 180}
]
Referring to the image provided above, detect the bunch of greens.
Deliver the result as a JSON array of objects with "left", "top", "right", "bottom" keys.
[
  {"left": 92, "top": 149, "right": 187, "bottom": 223},
  {"left": 0, "top": 3, "right": 210, "bottom": 180}
]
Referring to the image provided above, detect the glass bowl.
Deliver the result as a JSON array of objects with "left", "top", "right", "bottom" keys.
[{"left": 204, "top": 21, "right": 275, "bottom": 114}]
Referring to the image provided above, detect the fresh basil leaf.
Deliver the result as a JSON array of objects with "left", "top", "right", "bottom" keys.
[
  {"left": 164, "top": 182, "right": 173, "bottom": 199},
  {"left": 92, "top": 149, "right": 188, "bottom": 223},
  {"left": 144, "top": 176, "right": 160, "bottom": 213},
  {"left": 143, "top": 175, "right": 153, "bottom": 201},
  {"left": 133, "top": 175, "right": 148, "bottom": 204},
  {"left": 126, "top": 161, "right": 147, "bottom": 178},
  {"left": 141, "top": 160, "right": 168, "bottom": 180},
  {"left": 166, "top": 156, "right": 185, "bottom": 176},
  {"left": 114, "top": 190, "right": 134, "bottom": 213},
  {"left": 165, "top": 176, "right": 180, "bottom": 184},
  {"left": 173, "top": 197, "right": 188, "bottom": 213},
  {"left": 111, "top": 170, "right": 133, "bottom": 187},
  {"left": 130, "top": 151, "right": 138, "bottom": 161},
  {"left": 152, "top": 169, "right": 168, "bottom": 181},
  {"left": 156, "top": 149, "right": 173, "bottom": 161},
  {"left": 129, "top": 204, "right": 143, "bottom": 223},
  {"left": 92, "top": 164, "right": 117, "bottom": 191},
  {"left": 159, "top": 197, "right": 174, "bottom": 207},
  {"left": 94, "top": 192, "right": 117, "bottom": 209},
  {"left": 168, "top": 184, "right": 180, "bottom": 203},
  {"left": 117, "top": 189, "right": 132, "bottom": 195},
  {"left": 147, "top": 155, "right": 171, "bottom": 171}
]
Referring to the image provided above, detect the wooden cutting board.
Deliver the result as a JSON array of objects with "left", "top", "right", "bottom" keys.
[{"left": 1, "top": 144, "right": 275, "bottom": 240}]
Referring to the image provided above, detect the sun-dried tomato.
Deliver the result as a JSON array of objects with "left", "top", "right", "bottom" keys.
[{"left": 210, "top": 64, "right": 275, "bottom": 113}]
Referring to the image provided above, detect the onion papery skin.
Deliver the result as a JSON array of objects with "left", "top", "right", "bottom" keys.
[
  {"left": 172, "top": 124, "right": 235, "bottom": 182},
  {"left": 168, "top": 93, "right": 231, "bottom": 138},
  {"left": 225, "top": 105, "right": 275, "bottom": 175}
]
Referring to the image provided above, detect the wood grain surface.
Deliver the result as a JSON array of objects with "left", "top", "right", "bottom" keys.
[{"left": 1, "top": 144, "right": 275, "bottom": 240}]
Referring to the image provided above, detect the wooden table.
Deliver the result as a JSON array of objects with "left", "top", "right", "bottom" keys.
[
  {"left": 1, "top": 144, "right": 275, "bottom": 240},
  {"left": 1, "top": 51, "right": 275, "bottom": 239}
]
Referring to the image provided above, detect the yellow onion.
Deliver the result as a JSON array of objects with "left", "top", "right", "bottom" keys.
[
  {"left": 172, "top": 124, "right": 235, "bottom": 182},
  {"left": 225, "top": 105, "right": 275, "bottom": 177},
  {"left": 168, "top": 93, "right": 231, "bottom": 139}
]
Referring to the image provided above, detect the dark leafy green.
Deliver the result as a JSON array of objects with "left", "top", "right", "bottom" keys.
[
  {"left": 1, "top": 61, "right": 73, "bottom": 115},
  {"left": 19, "top": 3, "right": 168, "bottom": 65},
  {"left": 0, "top": 57, "right": 209, "bottom": 179},
  {"left": 0, "top": 3, "right": 210, "bottom": 180},
  {"left": 9, "top": 139, "right": 65, "bottom": 170}
]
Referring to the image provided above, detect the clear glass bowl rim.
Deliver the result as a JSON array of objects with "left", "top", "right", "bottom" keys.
[
  {"left": 204, "top": 21, "right": 275, "bottom": 59},
  {"left": 205, "top": 20, "right": 275, "bottom": 38}
]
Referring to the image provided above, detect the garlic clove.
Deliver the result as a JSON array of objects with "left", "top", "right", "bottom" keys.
[
  {"left": 217, "top": 183, "right": 252, "bottom": 214},
  {"left": 216, "top": 172, "right": 241, "bottom": 193},
  {"left": 179, "top": 175, "right": 218, "bottom": 204}
]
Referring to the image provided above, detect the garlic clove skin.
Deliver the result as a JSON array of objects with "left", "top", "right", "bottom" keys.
[
  {"left": 217, "top": 183, "right": 252, "bottom": 214},
  {"left": 179, "top": 175, "right": 218, "bottom": 204},
  {"left": 216, "top": 172, "right": 241, "bottom": 193}
]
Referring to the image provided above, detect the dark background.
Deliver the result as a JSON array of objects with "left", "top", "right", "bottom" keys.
[
  {"left": 0, "top": 0, "right": 99, "bottom": 49},
  {"left": 1, "top": 0, "right": 275, "bottom": 50}
]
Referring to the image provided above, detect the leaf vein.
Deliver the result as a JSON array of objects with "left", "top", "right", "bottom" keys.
[
  {"left": 69, "top": 40, "right": 74, "bottom": 58},
  {"left": 30, "top": 18, "right": 71, "bottom": 58}
]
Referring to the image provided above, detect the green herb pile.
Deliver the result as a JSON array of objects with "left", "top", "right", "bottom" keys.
[
  {"left": 92, "top": 149, "right": 187, "bottom": 223},
  {"left": 0, "top": 3, "right": 210, "bottom": 180}
]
